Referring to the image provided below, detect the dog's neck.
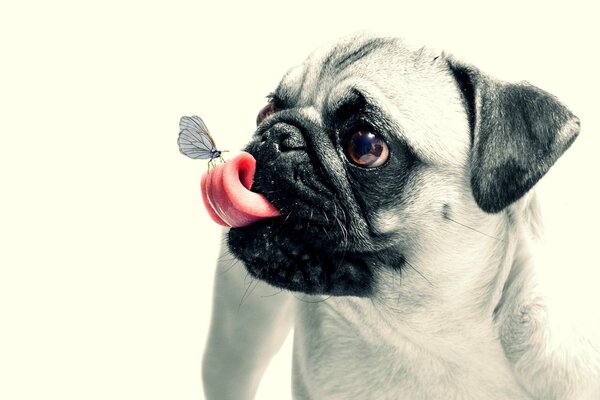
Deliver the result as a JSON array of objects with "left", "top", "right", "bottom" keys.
[
  {"left": 293, "top": 192, "right": 594, "bottom": 398},
  {"left": 305, "top": 193, "right": 541, "bottom": 363}
]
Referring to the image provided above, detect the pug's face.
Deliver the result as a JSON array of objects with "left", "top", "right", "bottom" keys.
[{"left": 227, "top": 35, "right": 578, "bottom": 298}]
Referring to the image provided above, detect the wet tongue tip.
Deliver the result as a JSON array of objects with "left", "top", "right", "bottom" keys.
[{"left": 200, "top": 152, "right": 280, "bottom": 228}]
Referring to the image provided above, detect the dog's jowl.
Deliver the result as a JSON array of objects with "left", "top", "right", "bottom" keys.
[{"left": 202, "top": 34, "right": 600, "bottom": 400}]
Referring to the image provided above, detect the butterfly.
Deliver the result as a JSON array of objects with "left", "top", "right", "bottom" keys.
[{"left": 178, "top": 115, "right": 226, "bottom": 168}]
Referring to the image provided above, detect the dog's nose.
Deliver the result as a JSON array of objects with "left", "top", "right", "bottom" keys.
[{"left": 262, "top": 123, "right": 306, "bottom": 152}]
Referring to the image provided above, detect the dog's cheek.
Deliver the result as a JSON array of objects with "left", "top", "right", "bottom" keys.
[
  {"left": 370, "top": 169, "right": 476, "bottom": 269},
  {"left": 370, "top": 170, "right": 448, "bottom": 237}
]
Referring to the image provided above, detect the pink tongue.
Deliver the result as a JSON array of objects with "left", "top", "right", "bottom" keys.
[{"left": 201, "top": 151, "right": 281, "bottom": 227}]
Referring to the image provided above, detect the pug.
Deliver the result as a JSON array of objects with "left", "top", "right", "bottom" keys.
[{"left": 201, "top": 34, "right": 600, "bottom": 399}]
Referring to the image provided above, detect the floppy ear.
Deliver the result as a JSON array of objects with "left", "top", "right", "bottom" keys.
[{"left": 447, "top": 59, "right": 580, "bottom": 213}]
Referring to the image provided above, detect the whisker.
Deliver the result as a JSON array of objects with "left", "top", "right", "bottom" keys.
[
  {"left": 216, "top": 253, "right": 237, "bottom": 263},
  {"left": 238, "top": 277, "right": 259, "bottom": 311},
  {"left": 217, "top": 258, "right": 240, "bottom": 276},
  {"left": 446, "top": 216, "right": 503, "bottom": 242},
  {"left": 404, "top": 259, "right": 434, "bottom": 287},
  {"left": 283, "top": 211, "right": 292, "bottom": 224},
  {"left": 332, "top": 201, "right": 349, "bottom": 244},
  {"left": 293, "top": 293, "right": 332, "bottom": 303},
  {"left": 321, "top": 209, "right": 330, "bottom": 225},
  {"left": 261, "top": 288, "right": 285, "bottom": 298}
]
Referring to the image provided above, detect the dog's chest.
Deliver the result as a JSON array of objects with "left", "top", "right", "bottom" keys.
[{"left": 292, "top": 301, "right": 532, "bottom": 400}]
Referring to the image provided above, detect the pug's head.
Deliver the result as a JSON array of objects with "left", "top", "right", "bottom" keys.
[{"left": 226, "top": 34, "right": 579, "bottom": 298}]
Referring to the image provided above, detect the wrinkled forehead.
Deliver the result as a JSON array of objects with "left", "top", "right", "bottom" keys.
[{"left": 276, "top": 35, "right": 470, "bottom": 166}]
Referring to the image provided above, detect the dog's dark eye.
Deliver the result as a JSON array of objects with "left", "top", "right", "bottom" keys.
[
  {"left": 257, "top": 102, "right": 276, "bottom": 126},
  {"left": 344, "top": 130, "right": 389, "bottom": 168}
]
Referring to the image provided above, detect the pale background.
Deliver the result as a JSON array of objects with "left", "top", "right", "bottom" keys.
[{"left": 1, "top": 1, "right": 598, "bottom": 399}]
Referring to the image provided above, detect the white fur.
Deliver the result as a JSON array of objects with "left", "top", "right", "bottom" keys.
[{"left": 203, "top": 35, "right": 600, "bottom": 399}]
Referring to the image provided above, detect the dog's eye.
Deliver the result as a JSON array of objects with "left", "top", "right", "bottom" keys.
[
  {"left": 344, "top": 130, "right": 389, "bottom": 168},
  {"left": 257, "top": 102, "right": 276, "bottom": 126}
]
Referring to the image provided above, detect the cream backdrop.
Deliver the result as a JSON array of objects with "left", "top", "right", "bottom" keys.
[{"left": 1, "top": 1, "right": 598, "bottom": 399}]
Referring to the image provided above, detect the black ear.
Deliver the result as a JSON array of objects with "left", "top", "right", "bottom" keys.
[{"left": 448, "top": 59, "right": 580, "bottom": 213}]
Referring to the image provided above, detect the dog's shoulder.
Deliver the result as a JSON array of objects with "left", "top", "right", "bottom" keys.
[{"left": 496, "top": 139, "right": 600, "bottom": 399}]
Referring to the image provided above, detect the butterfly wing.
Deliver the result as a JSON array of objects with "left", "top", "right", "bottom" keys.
[{"left": 178, "top": 116, "right": 218, "bottom": 159}]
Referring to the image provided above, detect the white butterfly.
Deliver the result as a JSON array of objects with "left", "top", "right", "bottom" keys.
[{"left": 178, "top": 116, "right": 225, "bottom": 167}]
